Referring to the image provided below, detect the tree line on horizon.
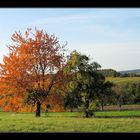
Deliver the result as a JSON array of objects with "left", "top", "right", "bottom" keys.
[{"left": 98, "top": 69, "right": 140, "bottom": 77}]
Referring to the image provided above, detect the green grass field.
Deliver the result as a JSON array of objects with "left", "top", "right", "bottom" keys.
[
  {"left": 106, "top": 77, "right": 140, "bottom": 84},
  {"left": 0, "top": 111, "right": 140, "bottom": 132},
  {"left": 37, "top": 110, "right": 140, "bottom": 117}
]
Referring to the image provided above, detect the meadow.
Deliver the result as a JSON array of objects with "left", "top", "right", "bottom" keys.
[
  {"left": 0, "top": 77, "right": 140, "bottom": 132},
  {"left": 106, "top": 77, "right": 140, "bottom": 84},
  {"left": 0, "top": 111, "right": 140, "bottom": 132}
]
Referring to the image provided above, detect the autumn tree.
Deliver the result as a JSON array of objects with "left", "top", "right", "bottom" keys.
[
  {"left": 0, "top": 28, "right": 67, "bottom": 117},
  {"left": 0, "top": 49, "right": 31, "bottom": 112}
]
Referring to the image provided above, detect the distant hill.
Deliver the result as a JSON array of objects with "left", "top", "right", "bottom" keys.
[
  {"left": 118, "top": 69, "right": 140, "bottom": 74},
  {"left": 98, "top": 69, "right": 120, "bottom": 77},
  {"left": 99, "top": 69, "right": 140, "bottom": 77}
]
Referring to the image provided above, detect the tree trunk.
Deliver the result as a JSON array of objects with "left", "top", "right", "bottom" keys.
[
  {"left": 36, "top": 101, "right": 41, "bottom": 117},
  {"left": 85, "top": 108, "right": 89, "bottom": 118},
  {"left": 85, "top": 99, "right": 89, "bottom": 118},
  {"left": 70, "top": 108, "right": 73, "bottom": 112},
  {"left": 101, "top": 101, "right": 104, "bottom": 111},
  {"left": 119, "top": 104, "right": 122, "bottom": 112}
]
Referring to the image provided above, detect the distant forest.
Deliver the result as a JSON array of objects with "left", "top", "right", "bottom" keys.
[{"left": 98, "top": 69, "right": 140, "bottom": 77}]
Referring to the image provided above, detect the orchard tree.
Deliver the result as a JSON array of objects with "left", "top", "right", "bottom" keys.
[
  {"left": 91, "top": 62, "right": 101, "bottom": 70},
  {"left": 112, "top": 84, "right": 130, "bottom": 111},
  {"left": 0, "top": 28, "right": 67, "bottom": 116},
  {"left": 64, "top": 51, "right": 113, "bottom": 117},
  {"left": 96, "top": 81, "right": 114, "bottom": 111},
  {"left": 125, "top": 83, "right": 140, "bottom": 104},
  {"left": 134, "top": 83, "right": 140, "bottom": 103}
]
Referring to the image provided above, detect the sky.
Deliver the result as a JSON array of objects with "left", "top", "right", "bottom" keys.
[{"left": 0, "top": 8, "right": 140, "bottom": 71}]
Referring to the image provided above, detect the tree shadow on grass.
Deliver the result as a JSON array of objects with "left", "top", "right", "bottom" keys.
[
  {"left": 41, "top": 112, "right": 140, "bottom": 118},
  {"left": 94, "top": 116, "right": 140, "bottom": 118}
]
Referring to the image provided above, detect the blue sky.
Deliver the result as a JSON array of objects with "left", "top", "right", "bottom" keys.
[{"left": 0, "top": 8, "right": 140, "bottom": 71}]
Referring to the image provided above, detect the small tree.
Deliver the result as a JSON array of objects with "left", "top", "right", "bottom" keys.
[
  {"left": 112, "top": 84, "right": 130, "bottom": 111},
  {"left": 126, "top": 83, "right": 140, "bottom": 104},
  {"left": 96, "top": 81, "right": 114, "bottom": 111},
  {"left": 46, "top": 104, "right": 51, "bottom": 113},
  {"left": 64, "top": 51, "right": 112, "bottom": 118},
  {"left": 134, "top": 83, "right": 140, "bottom": 103}
]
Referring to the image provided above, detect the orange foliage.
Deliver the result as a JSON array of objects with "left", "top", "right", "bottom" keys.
[
  {"left": 0, "top": 28, "right": 68, "bottom": 112},
  {"left": 45, "top": 92, "right": 65, "bottom": 112}
]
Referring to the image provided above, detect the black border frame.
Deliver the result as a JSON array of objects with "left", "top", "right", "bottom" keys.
[
  {"left": 0, "top": 0, "right": 140, "bottom": 7},
  {"left": 0, "top": 0, "right": 140, "bottom": 140},
  {"left": 0, "top": 132, "right": 140, "bottom": 140}
]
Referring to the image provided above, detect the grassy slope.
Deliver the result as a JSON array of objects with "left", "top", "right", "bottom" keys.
[
  {"left": 0, "top": 111, "right": 140, "bottom": 132},
  {"left": 106, "top": 77, "right": 140, "bottom": 84}
]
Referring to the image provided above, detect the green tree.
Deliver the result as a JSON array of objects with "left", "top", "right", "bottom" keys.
[
  {"left": 91, "top": 62, "right": 101, "bottom": 70},
  {"left": 98, "top": 69, "right": 120, "bottom": 77},
  {"left": 64, "top": 88, "right": 82, "bottom": 112},
  {"left": 64, "top": 51, "right": 113, "bottom": 117},
  {"left": 112, "top": 84, "right": 130, "bottom": 111},
  {"left": 126, "top": 83, "right": 140, "bottom": 104},
  {"left": 135, "top": 83, "right": 140, "bottom": 103},
  {"left": 96, "top": 81, "right": 114, "bottom": 111}
]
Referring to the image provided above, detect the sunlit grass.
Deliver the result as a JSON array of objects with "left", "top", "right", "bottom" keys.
[
  {"left": 95, "top": 110, "right": 140, "bottom": 117},
  {"left": 0, "top": 111, "right": 140, "bottom": 132}
]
